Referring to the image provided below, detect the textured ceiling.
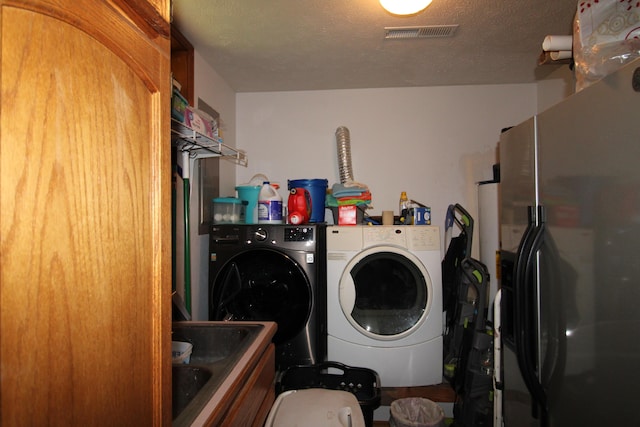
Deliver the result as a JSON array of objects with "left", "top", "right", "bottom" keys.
[{"left": 172, "top": 0, "right": 578, "bottom": 92}]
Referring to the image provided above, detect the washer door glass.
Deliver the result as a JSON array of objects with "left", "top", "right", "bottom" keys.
[
  {"left": 340, "top": 247, "right": 430, "bottom": 338},
  {"left": 211, "top": 249, "right": 310, "bottom": 344}
]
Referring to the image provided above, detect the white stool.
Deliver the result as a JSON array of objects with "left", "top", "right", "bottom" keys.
[{"left": 265, "top": 388, "right": 366, "bottom": 427}]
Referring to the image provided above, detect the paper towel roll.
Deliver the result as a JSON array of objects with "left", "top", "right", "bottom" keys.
[
  {"left": 382, "top": 210, "right": 394, "bottom": 225},
  {"left": 550, "top": 50, "right": 572, "bottom": 60},
  {"left": 542, "top": 35, "right": 572, "bottom": 52}
]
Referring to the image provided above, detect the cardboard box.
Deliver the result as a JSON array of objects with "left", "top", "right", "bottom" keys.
[
  {"left": 338, "top": 205, "right": 358, "bottom": 225},
  {"left": 413, "top": 207, "right": 431, "bottom": 225}
]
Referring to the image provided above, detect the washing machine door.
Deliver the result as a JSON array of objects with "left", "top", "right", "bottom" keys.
[
  {"left": 211, "top": 248, "right": 311, "bottom": 345},
  {"left": 339, "top": 246, "right": 432, "bottom": 340}
]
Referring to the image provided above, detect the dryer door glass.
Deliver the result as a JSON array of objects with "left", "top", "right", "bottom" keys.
[
  {"left": 210, "top": 248, "right": 311, "bottom": 344},
  {"left": 349, "top": 251, "right": 427, "bottom": 335}
]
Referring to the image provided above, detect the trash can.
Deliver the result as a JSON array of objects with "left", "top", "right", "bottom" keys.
[{"left": 389, "top": 398, "right": 446, "bottom": 427}]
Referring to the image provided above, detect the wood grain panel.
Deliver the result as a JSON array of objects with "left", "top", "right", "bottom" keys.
[
  {"left": 0, "top": 1, "right": 171, "bottom": 425},
  {"left": 220, "top": 344, "right": 276, "bottom": 427}
]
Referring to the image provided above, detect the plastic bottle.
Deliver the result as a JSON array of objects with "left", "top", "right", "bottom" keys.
[
  {"left": 258, "top": 182, "right": 283, "bottom": 224},
  {"left": 399, "top": 191, "right": 410, "bottom": 224}
]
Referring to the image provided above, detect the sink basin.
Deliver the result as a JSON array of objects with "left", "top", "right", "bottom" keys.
[
  {"left": 171, "top": 322, "right": 268, "bottom": 426},
  {"left": 172, "top": 365, "right": 213, "bottom": 418}
]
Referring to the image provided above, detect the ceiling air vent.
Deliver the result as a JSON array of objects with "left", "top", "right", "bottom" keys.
[{"left": 384, "top": 25, "right": 459, "bottom": 39}]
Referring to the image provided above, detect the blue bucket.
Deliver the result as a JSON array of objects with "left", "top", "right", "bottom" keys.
[{"left": 287, "top": 179, "right": 328, "bottom": 223}]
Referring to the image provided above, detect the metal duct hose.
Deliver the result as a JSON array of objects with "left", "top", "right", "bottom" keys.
[{"left": 335, "top": 126, "right": 354, "bottom": 184}]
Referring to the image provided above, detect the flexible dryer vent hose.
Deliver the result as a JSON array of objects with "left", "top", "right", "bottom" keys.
[{"left": 335, "top": 126, "right": 354, "bottom": 184}]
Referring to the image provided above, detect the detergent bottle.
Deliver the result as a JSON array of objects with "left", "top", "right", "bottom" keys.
[
  {"left": 287, "top": 188, "right": 312, "bottom": 225},
  {"left": 258, "top": 182, "right": 283, "bottom": 224},
  {"left": 399, "top": 191, "right": 410, "bottom": 224}
]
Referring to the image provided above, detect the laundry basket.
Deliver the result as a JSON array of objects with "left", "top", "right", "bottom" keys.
[{"left": 277, "top": 361, "right": 381, "bottom": 427}]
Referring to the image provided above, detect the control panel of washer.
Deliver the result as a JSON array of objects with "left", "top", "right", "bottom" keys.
[{"left": 284, "top": 226, "right": 314, "bottom": 242}]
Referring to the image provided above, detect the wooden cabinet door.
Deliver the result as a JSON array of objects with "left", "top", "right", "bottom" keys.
[{"left": 0, "top": 1, "right": 171, "bottom": 425}]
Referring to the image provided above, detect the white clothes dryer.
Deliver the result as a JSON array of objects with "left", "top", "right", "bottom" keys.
[{"left": 326, "top": 225, "right": 443, "bottom": 387}]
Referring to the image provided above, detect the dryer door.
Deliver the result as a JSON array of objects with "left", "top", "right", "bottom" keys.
[
  {"left": 210, "top": 248, "right": 311, "bottom": 345},
  {"left": 339, "top": 246, "right": 433, "bottom": 339}
]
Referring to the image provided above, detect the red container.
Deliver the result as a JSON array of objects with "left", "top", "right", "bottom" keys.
[
  {"left": 287, "top": 188, "right": 312, "bottom": 225},
  {"left": 338, "top": 205, "right": 358, "bottom": 225}
]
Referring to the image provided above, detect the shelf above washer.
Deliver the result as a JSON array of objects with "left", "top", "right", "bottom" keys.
[{"left": 171, "top": 119, "right": 247, "bottom": 166}]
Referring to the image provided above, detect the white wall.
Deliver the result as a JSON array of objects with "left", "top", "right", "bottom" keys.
[
  {"left": 537, "top": 65, "right": 576, "bottom": 113},
  {"left": 176, "top": 52, "right": 575, "bottom": 319},
  {"left": 236, "top": 84, "right": 538, "bottom": 250}
]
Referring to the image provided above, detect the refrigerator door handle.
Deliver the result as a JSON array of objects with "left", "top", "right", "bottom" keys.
[
  {"left": 521, "top": 206, "right": 549, "bottom": 422},
  {"left": 514, "top": 206, "right": 549, "bottom": 424},
  {"left": 538, "top": 212, "right": 567, "bottom": 415},
  {"left": 513, "top": 206, "right": 535, "bottom": 381}
]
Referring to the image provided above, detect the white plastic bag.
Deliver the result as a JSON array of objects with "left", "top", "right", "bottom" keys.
[
  {"left": 389, "top": 398, "right": 445, "bottom": 427},
  {"left": 573, "top": 0, "right": 640, "bottom": 91}
]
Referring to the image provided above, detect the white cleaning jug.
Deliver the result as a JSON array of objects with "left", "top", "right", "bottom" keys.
[{"left": 258, "top": 182, "right": 283, "bottom": 224}]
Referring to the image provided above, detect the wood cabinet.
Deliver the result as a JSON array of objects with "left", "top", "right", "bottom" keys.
[
  {"left": 171, "top": 24, "right": 195, "bottom": 106},
  {"left": 222, "top": 344, "right": 276, "bottom": 427},
  {"left": 206, "top": 343, "right": 276, "bottom": 427},
  {"left": 0, "top": 0, "right": 171, "bottom": 425}
]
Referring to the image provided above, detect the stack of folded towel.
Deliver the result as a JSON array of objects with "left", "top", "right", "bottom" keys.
[{"left": 326, "top": 181, "right": 371, "bottom": 207}]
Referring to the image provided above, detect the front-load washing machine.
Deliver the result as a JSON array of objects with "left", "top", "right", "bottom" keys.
[
  {"left": 209, "top": 224, "right": 326, "bottom": 372},
  {"left": 326, "top": 225, "right": 443, "bottom": 387}
]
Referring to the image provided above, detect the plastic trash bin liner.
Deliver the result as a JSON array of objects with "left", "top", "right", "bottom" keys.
[{"left": 389, "top": 398, "right": 445, "bottom": 427}]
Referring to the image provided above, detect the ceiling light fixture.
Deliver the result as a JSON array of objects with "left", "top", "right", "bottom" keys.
[{"left": 379, "top": 0, "right": 433, "bottom": 16}]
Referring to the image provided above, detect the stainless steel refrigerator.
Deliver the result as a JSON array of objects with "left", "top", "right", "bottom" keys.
[{"left": 499, "top": 58, "right": 640, "bottom": 426}]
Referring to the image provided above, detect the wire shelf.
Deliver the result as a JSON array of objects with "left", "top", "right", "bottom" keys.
[{"left": 171, "top": 119, "right": 247, "bottom": 166}]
